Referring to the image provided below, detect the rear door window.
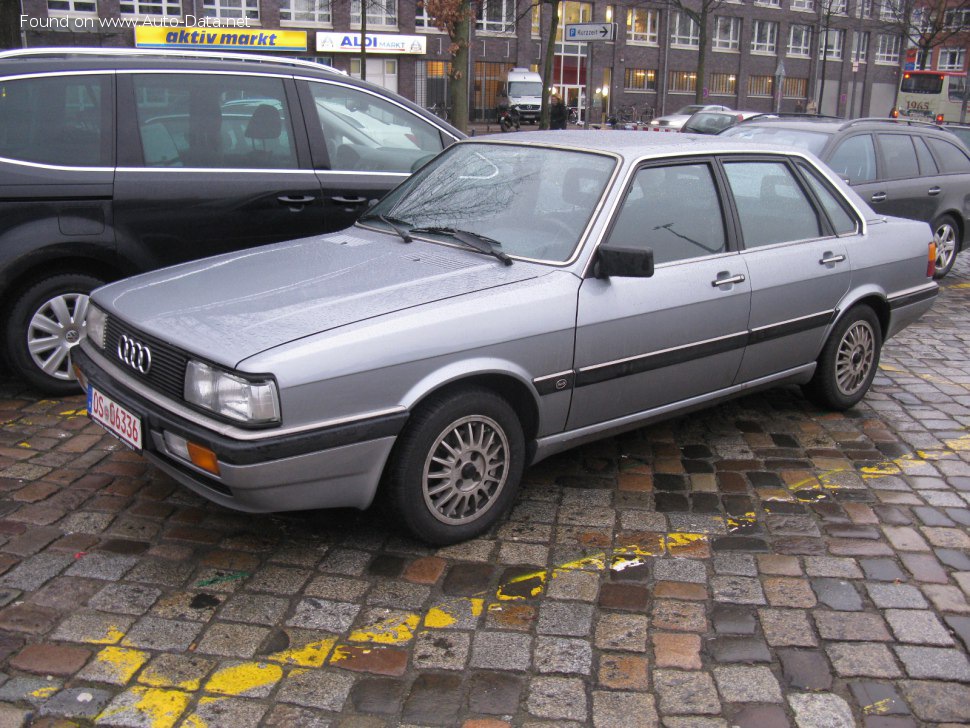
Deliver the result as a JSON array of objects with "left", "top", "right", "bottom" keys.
[
  {"left": 0, "top": 74, "right": 112, "bottom": 167},
  {"left": 877, "top": 134, "right": 920, "bottom": 179},
  {"left": 132, "top": 74, "right": 298, "bottom": 169}
]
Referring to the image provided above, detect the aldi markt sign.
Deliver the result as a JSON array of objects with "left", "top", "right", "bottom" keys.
[
  {"left": 316, "top": 32, "right": 427, "bottom": 54},
  {"left": 135, "top": 26, "right": 307, "bottom": 51}
]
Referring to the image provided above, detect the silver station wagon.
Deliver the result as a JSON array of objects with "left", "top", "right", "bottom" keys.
[{"left": 73, "top": 133, "right": 938, "bottom": 545}]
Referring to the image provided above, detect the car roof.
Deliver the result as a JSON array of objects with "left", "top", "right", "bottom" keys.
[{"left": 466, "top": 130, "right": 800, "bottom": 161}]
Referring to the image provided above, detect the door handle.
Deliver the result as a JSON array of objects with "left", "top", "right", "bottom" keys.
[
  {"left": 712, "top": 273, "right": 745, "bottom": 287},
  {"left": 928, "top": 186, "right": 941, "bottom": 196},
  {"left": 277, "top": 194, "right": 316, "bottom": 206},
  {"left": 331, "top": 196, "right": 368, "bottom": 205},
  {"left": 870, "top": 192, "right": 887, "bottom": 203},
  {"left": 819, "top": 253, "right": 846, "bottom": 265}
]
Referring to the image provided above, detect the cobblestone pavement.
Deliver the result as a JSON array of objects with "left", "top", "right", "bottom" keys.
[{"left": 0, "top": 260, "right": 967, "bottom": 728}]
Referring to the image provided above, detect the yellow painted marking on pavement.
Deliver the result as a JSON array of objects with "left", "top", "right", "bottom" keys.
[
  {"left": 96, "top": 687, "right": 190, "bottom": 728},
  {"left": 424, "top": 606, "right": 457, "bottom": 629},
  {"left": 59, "top": 408, "right": 87, "bottom": 417},
  {"left": 349, "top": 613, "right": 420, "bottom": 644},
  {"left": 268, "top": 638, "right": 335, "bottom": 668},
  {"left": 92, "top": 646, "right": 149, "bottom": 684},
  {"left": 181, "top": 712, "right": 208, "bottom": 728},
  {"left": 880, "top": 363, "right": 970, "bottom": 392},
  {"left": 863, "top": 698, "right": 892, "bottom": 715},
  {"left": 946, "top": 281, "right": 970, "bottom": 289},
  {"left": 203, "top": 661, "right": 282, "bottom": 696},
  {"left": 29, "top": 685, "right": 59, "bottom": 699},
  {"left": 555, "top": 553, "right": 607, "bottom": 572},
  {"left": 495, "top": 569, "right": 547, "bottom": 600},
  {"left": 666, "top": 532, "right": 707, "bottom": 551},
  {"left": 85, "top": 624, "right": 126, "bottom": 644},
  {"left": 16, "top": 442, "right": 30, "bottom": 449}
]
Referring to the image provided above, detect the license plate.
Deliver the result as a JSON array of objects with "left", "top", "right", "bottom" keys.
[{"left": 88, "top": 386, "right": 143, "bottom": 451}]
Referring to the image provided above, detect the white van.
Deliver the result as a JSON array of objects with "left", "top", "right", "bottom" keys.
[{"left": 501, "top": 68, "right": 544, "bottom": 124}]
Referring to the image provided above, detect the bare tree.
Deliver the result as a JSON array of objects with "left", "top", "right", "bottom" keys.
[
  {"left": 425, "top": 0, "right": 474, "bottom": 132},
  {"left": 814, "top": 0, "right": 846, "bottom": 115},
  {"left": 353, "top": 0, "right": 398, "bottom": 80},
  {"left": 539, "top": 0, "right": 561, "bottom": 129},
  {"left": 1, "top": 0, "right": 22, "bottom": 49},
  {"left": 880, "top": 0, "right": 970, "bottom": 70},
  {"left": 665, "top": 0, "right": 732, "bottom": 103}
]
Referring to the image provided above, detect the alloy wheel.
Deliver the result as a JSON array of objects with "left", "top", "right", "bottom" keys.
[{"left": 835, "top": 320, "right": 875, "bottom": 397}]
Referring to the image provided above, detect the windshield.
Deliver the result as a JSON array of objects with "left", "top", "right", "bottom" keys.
[
  {"left": 508, "top": 81, "right": 543, "bottom": 97},
  {"left": 363, "top": 142, "right": 616, "bottom": 263},
  {"left": 684, "top": 113, "right": 735, "bottom": 134},
  {"left": 901, "top": 72, "right": 944, "bottom": 94},
  {"left": 720, "top": 125, "right": 831, "bottom": 155}
]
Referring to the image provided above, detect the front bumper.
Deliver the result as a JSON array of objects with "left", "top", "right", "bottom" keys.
[{"left": 74, "top": 346, "right": 406, "bottom": 513}]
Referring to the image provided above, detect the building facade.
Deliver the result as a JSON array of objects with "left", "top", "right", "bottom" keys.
[{"left": 18, "top": 0, "right": 968, "bottom": 122}]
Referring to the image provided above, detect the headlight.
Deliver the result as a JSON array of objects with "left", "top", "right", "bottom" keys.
[
  {"left": 87, "top": 304, "right": 107, "bottom": 350},
  {"left": 184, "top": 360, "right": 280, "bottom": 425}
]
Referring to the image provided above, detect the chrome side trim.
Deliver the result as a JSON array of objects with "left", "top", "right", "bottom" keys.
[
  {"left": 116, "top": 167, "right": 319, "bottom": 175},
  {"left": 748, "top": 309, "right": 836, "bottom": 335},
  {"left": 887, "top": 282, "right": 938, "bottom": 302},
  {"left": 0, "top": 155, "right": 113, "bottom": 173},
  {"left": 578, "top": 331, "right": 748, "bottom": 374},
  {"left": 82, "top": 345, "right": 407, "bottom": 442}
]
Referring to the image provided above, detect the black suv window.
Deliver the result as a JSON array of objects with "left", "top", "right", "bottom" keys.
[
  {"left": 926, "top": 137, "right": 970, "bottom": 173},
  {"left": 827, "top": 135, "right": 876, "bottom": 184},
  {"left": 913, "top": 136, "right": 938, "bottom": 174},
  {"left": 0, "top": 74, "right": 111, "bottom": 167},
  {"left": 132, "top": 74, "right": 298, "bottom": 169},
  {"left": 878, "top": 134, "right": 920, "bottom": 179},
  {"left": 724, "top": 161, "right": 822, "bottom": 247}
]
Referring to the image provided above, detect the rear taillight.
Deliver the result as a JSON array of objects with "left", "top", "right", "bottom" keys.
[
  {"left": 936, "top": 113, "right": 945, "bottom": 124},
  {"left": 890, "top": 108, "right": 899, "bottom": 118},
  {"left": 928, "top": 241, "right": 937, "bottom": 277}
]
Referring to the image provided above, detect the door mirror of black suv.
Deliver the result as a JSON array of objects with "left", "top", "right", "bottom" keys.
[{"left": 594, "top": 245, "right": 655, "bottom": 279}]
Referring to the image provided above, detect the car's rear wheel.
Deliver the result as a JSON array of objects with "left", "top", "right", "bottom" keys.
[
  {"left": 803, "top": 306, "right": 882, "bottom": 411},
  {"left": 6, "top": 274, "right": 103, "bottom": 394},
  {"left": 385, "top": 387, "right": 525, "bottom": 545},
  {"left": 932, "top": 214, "right": 959, "bottom": 279}
]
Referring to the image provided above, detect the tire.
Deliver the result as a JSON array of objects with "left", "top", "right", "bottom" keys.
[
  {"left": 803, "top": 306, "right": 882, "bottom": 411},
  {"left": 6, "top": 273, "right": 104, "bottom": 395},
  {"left": 932, "top": 214, "right": 960, "bottom": 279},
  {"left": 385, "top": 387, "right": 525, "bottom": 545}
]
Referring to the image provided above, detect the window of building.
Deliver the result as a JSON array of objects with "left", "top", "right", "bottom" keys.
[
  {"left": 132, "top": 74, "right": 295, "bottom": 169},
  {"left": 831, "top": 0, "right": 848, "bottom": 14},
  {"left": 203, "top": 0, "right": 259, "bottom": 21},
  {"left": 477, "top": 0, "right": 515, "bottom": 33},
  {"left": 626, "top": 8, "right": 659, "bottom": 44},
  {"left": 858, "top": 0, "right": 872, "bottom": 17},
  {"left": 710, "top": 73, "right": 737, "bottom": 95},
  {"left": 669, "top": 70, "right": 697, "bottom": 93},
  {"left": 607, "top": 163, "right": 726, "bottom": 264},
  {"left": 531, "top": 4, "right": 540, "bottom": 36},
  {"left": 0, "top": 74, "right": 111, "bottom": 166},
  {"left": 751, "top": 20, "right": 778, "bottom": 53},
  {"left": 755, "top": 0, "right": 781, "bottom": 8},
  {"left": 624, "top": 68, "right": 658, "bottom": 91},
  {"left": 47, "top": 0, "right": 96, "bottom": 12},
  {"left": 748, "top": 75, "right": 774, "bottom": 96},
  {"left": 945, "top": 8, "right": 970, "bottom": 28},
  {"left": 788, "top": 24, "right": 812, "bottom": 56},
  {"left": 791, "top": 0, "right": 814, "bottom": 11},
  {"left": 875, "top": 34, "right": 900, "bottom": 63},
  {"left": 280, "top": 0, "right": 330, "bottom": 25},
  {"left": 938, "top": 48, "right": 966, "bottom": 71},
  {"left": 782, "top": 76, "right": 808, "bottom": 98},
  {"left": 351, "top": 0, "right": 397, "bottom": 27},
  {"left": 819, "top": 28, "right": 844, "bottom": 59},
  {"left": 119, "top": 0, "right": 181, "bottom": 16},
  {"left": 725, "top": 161, "right": 823, "bottom": 247},
  {"left": 852, "top": 31, "right": 869, "bottom": 62},
  {"left": 416, "top": 2, "right": 434, "bottom": 29},
  {"left": 712, "top": 16, "right": 741, "bottom": 50},
  {"left": 879, "top": 0, "right": 900, "bottom": 21},
  {"left": 671, "top": 11, "right": 700, "bottom": 47}
]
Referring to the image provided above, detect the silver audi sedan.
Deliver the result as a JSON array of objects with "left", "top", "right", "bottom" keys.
[{"left": 74, "top": 132, "right": 938, "bottom": 544}]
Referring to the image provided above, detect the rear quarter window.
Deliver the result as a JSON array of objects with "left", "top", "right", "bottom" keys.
[
  {"left": 927, "top": 137, "right": 970, "bottom": 173},
  {"left": 0, "top": 74, "right": 111, "bottom": 167}
]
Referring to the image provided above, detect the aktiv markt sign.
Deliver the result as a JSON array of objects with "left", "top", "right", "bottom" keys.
[
  {"left": 563, "top": 23, "right": 617, "bottom": 41},
  {"left": 135, "top": 26, "right": 307, "bottom": 51}
]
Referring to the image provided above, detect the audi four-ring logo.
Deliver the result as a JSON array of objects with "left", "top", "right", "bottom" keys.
[{"left": 117, "top": 334, "right": 152, "bottom": 375}]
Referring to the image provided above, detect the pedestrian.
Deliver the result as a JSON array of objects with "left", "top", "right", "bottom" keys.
[
  {"left": 795, "top": 99, "right": 805, "bottom": 114},
  {"left": 550, "top": 94, "right": 568, "bottom": 130}
]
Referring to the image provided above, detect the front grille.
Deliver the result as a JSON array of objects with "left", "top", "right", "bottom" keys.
[{"left": 104, "top": 316, "right": 189, "bottom": 402}]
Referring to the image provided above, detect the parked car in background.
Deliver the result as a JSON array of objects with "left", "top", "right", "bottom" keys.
[
  {"left": 722, "top": 117, "right": 970, "bottom": 278},
  {"left": 649, "top": 104, "right": 731, "bottom": 131},
  {"left": 942, "top": 122, "right": 970, "bottom": 149},
  {"left": 75, "top": 132, "right": 937, "bottom": 545},
  {"left": 681, "top": 110, "right": 762, "bottom": 135},
  {"left": 0, "top": 48, "right": 463, "bottom": 393}
]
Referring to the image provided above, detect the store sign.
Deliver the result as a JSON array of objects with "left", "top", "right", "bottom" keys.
[
  {"left": 135, "top": 26, "right": 307, "bottom": 51},
  {"left": 316, "top": 32, "right": 427, "bottom": 54}
]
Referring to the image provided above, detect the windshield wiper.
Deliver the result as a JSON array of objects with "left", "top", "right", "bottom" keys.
[
  {"left": 410, "top": 226, "right": 513, "bottom": 266},
  {"left": 359, "top": 213, "right": 413, "bottom": 243}
]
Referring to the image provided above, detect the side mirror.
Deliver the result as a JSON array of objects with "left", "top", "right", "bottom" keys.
[{"left": 594, "top": 245, "right": 655, "bottom": 279}]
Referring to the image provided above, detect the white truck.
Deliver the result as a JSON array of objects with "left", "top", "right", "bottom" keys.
[{"left": 501, "top": 68, "right": 544, "bottom": 124}]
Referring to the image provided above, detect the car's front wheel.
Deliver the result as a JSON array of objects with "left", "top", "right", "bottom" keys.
[
  {"left": 803, "top": 306, "right": 882, "bottom": 411},
  {"left": 385, "top": 387, "right": 525, "bottom": 545},
  {"left": 6, "top": 273, "right": 104, "bottom": 394},
  {"left": 932, "top": 214, "right": 960, "bottom": 279}
]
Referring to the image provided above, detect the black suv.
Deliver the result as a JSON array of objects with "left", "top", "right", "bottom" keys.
[
  {"left": 722, "top": 116, "right": 970, "bottom": 279},
  {"left": 0, "top": 48, "right": 462, "bottom": 393}
]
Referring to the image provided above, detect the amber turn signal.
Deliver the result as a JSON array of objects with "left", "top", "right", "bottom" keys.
[
  {"left": 927, "top": 241, "right": 937, "bottom": 278},
  {"left": 187, "top": 442, "right": 220, "bottom": 475}
]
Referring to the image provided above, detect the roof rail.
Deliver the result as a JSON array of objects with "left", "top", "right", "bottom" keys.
[
  {"left": 840, "top": 116, "right": 942, "bottom": 130},
  {"left": 737, "top": 112, "right": 842, "bottom": 123},
  {"left": 0, "top": 47, "right": 345, "bottom": 74}
]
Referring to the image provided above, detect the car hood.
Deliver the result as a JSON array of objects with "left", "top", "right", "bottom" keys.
[{"left": 93, "top": 227, "right": 549, "bottom": 368}]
